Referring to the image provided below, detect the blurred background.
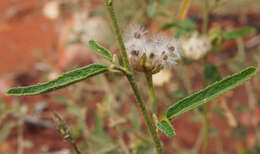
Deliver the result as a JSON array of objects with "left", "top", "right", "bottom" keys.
[{"left": 0, "top": 0, "right": 260, "bottom": 153}]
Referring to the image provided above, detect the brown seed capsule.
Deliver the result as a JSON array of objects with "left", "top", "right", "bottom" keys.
[
  {"left": 163, "top": 55, "right": 168, "bottom": 60},
  {"left": 168, "top": 46, "right": 175, "bottom": 52},
  {"left": 134, "top": 32, "right": 141, "bottom": 39},
  {"left": 131, "top": 50, "right": 139, "bottom": 56},
  {"left": 149, "top": 52, "right": 155, "bottom": 59},
  {"left": 161, "top": 51, "right": 166, "bottom": 55}
]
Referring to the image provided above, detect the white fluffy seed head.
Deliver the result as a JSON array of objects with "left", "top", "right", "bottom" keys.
[
  {"left": 181, "top": 33, "right": 212, "bottom": 60},
  {"left": 124, "top": 25, "right": 180, "bottom": 73},
  {"left": 124, "top": 25, "right": 148, "bottom": 42},
  {"left": 43, "top": 1, "right": 60, "bottom": 19}
]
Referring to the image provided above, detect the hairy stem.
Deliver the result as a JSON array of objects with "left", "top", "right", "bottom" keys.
[
  {"left": 127, "top": 75, "right": 163, "bottom": 154},
  {"left": 145, "top": 72, "right": 157, "bottom": 113},
  {"left": 104, "top": 0, "right": 131, "bottom": 72},
  {"left": 71, "top": 142, "right": 81, "bottom": 154},
  {"left": 104, "top": 0, "right": 163, "bottom": 153}
]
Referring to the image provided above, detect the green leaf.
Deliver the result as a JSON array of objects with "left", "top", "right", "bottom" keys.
[
  {"left": 160, "top": 0, "right": 169, "bottom": 7},
  {"left": 175, "top": 19, "right": 196, "bottom": 38},
  {"left": 161, "top": 19, "right": 196, "bottom": 37},
  {"left": 161, "top": 22, "right": 179, "bottom": 30},
  {"left": 7, "top": 64, "right": 108, "bottom": 96},
  {"left": 88, "top": 40, "right": 113, "bottom": 61},
  {"left": 147, "top": 2, "right": 157, "bottom": 18},
  {"left": 224, "top": 27, "right": 254, "bottom": 40},
  {"left": 204, "top": 64, "right": 222, "bottom": 84},
  {"left": 166, "top": 66, "right": 257, "bottom": 119},
  {"left": 156, "top": 119, "right": 176, "bottom": 137}
]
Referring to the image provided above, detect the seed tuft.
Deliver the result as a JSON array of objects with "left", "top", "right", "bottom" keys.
[
  {"left": 131, "top": 50, "right": 139, "bottom": 56},
  {"left": 149, "top": 52, "right": 155, "bottom": 59},
  {"left": 134, "top": 32, "right": 141, "bottom": 39}
]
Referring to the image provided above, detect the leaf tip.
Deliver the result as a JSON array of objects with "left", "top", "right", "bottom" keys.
[
  {"left": 6, "top": 88, "right": 18, "bottom": 96},
  {"left": 244, "top": 66, "right": 258, "bottom": 76},
  {"left": 88, "top": 40, "right": 95, "bottom": 45}
]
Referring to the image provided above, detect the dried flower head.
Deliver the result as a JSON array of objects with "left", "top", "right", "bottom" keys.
[
  {"left": 124, "top": 25, "right": 180, "bottom": 74},
  {"left": 181, "top": 33, "right": 212, "bottom": 60},
  {"left": 43, "top": 1, "right": 60, "bottom": 19}
]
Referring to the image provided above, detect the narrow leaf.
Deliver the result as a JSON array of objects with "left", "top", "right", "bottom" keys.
[
  {"left": 156, "top": 119, "right": 176, "bottom": 137},
  {"left": 224, "top": 27, "right": 254, "bottom": 40},
  {"left": 161, "top": 21, "right": 179, "bottom": 30},
  {"left": 166, "top": 66, "right": 257, "bottom": 119},
  {"left": 7, "top": 64, "right": 108, "bottom": 96},
  {"left": 88, "top": 40, "right": 113, "bottom": 61}
]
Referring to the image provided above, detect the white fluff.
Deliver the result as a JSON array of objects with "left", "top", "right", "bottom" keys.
[
  {"left": 124, "top": 25, "right": 180, "bottom": 71},
  {"left": 181, "top": 33, "right": 212, "bottom": 60}
]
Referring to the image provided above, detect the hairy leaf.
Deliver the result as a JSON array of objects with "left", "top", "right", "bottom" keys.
[
  {"left": 224, "top": 27, "right": 254, "bottom": 40},
  {"left": 166, "top": 67, "right": 257, "bottom": 119},
  {"left": 88, "top": 40, "right": 113, "bottom": 61},
  {"left": 156, "top": 119, "right": 176, "bottom": 137},
  {"left": 7, "top": 64, "right": 108, "bottom": 96}
]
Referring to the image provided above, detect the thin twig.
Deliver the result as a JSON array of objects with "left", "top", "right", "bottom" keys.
[
  {"left": 245, "top": 82, "right": 260, "bottom": 150},
  {"left": 17, "top": 108, "right": 25, "bottom": 154},
  {"left": 202, "top": 0, "right": 209, "bottom": 34},
  {"left": 145, "top": 72, "right": 157, "bottom": 114}
]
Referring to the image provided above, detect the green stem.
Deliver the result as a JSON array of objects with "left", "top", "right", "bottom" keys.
[
  {"left": 176, "top": 62, "right": 192, "bottom": 95},
  {"left": 104, "top": 1, "right": 163, "bottom": 153},
  {"left": 104, "top": 0, "right": 131, "bottom": 72},
  {"left": 202, "top": 0, "right": 210, "bottom": 149},
  {"left": 71, "top": 142, "right": 81, "bottom": 154},
  {"left": 182, "top": 64, "right": 193, "bottom": 95},
  {"left": 202, "top": 0, "right": 209, "bottom": 34},
  {"left": 127, "top": 75, "right": 163, "bottom": 154},
  {"left": 145, "top": 72, "right": 157, "bottom": 114}
]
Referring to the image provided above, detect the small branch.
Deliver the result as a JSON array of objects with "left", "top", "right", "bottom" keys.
[
  {"left": 126, "top": 75, "right": 163, "bottom": 154},
  {"left": 191, "top": 128, "right": 203, "bottom": 153},
  {"left": 219, "top": 97, "right": 237, "bottom": 128},
  {"left": 54, "top": 113, "right": 82, "bottom": 154},
  {"left": 110, "top": 64, "right": 132, "bottom": 76},
  {"left": 202, "top": 105, "right": 209, "bottom": 154},
  {"left": 202, "top": 0, "right": 209, "bottom": 34},
  {"left": 145, "top": 72, "right": 157, "bottom": 114},
  {"left": 245, "top": 82, "right": 260, "bottom": 149},
  {"left": 17, "top": 108, "right": 25, "bottom": 154},
  {"left": 176, "top": 63, "right": 192, "bottom": 95}
]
